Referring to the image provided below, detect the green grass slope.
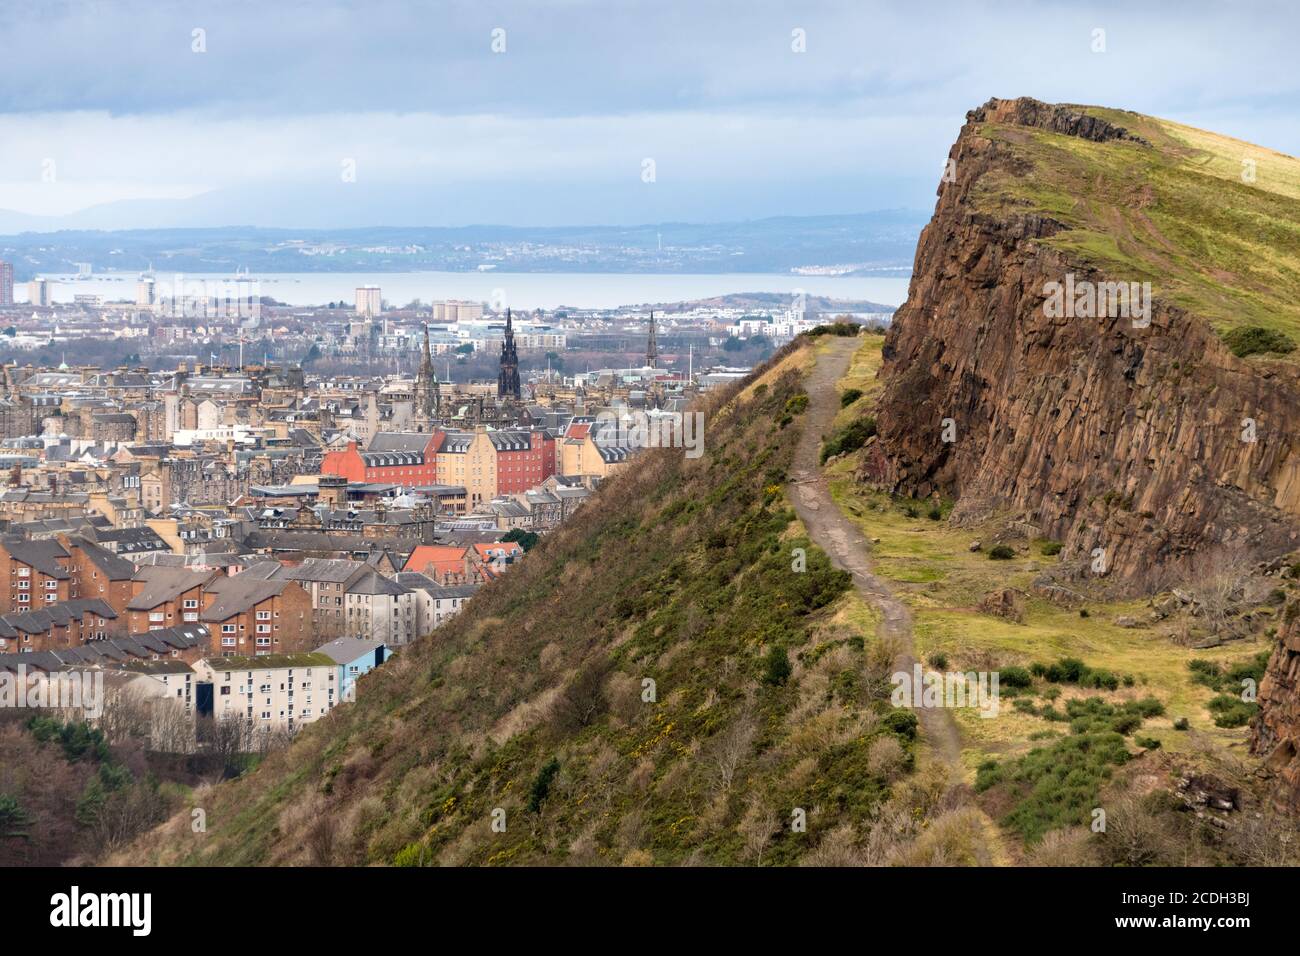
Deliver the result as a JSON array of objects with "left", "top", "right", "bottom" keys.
[{"left": 971, "top": 103, "right": 1300, "bottom": 347}]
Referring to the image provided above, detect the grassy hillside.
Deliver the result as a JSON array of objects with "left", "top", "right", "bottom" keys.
[
  {"left": 118, "top": 334, "right": 977, "bottom": 867},
  {"left": 970, "top": 104, "right": 1300, "bottom": 346},
  {"left": 828, "top": 338, "right": 1298, "bottom": 863}
]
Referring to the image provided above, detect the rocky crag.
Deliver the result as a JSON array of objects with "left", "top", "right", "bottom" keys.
[{"left": 863, "top": 97, "right": 1300, "bottom": 594}]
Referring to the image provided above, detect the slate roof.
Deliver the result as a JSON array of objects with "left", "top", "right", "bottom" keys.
[
  {"left": 315, "top": 637, "right": 387, "bottom": 665},
  {"left": 127, "top": 567, "right": 213, "bottom": 610},
  {"left": 367, "top": 432, "right": 431, "bottom": 454},
  {"left": 346, "top": 568, "right": 409, "bottom": 597},
  {"left": 1, "top": 537, "right": 70, "bottom": 578},
  {"left": 200, "top": 576, "right": 293, "bottom": 620},
  {"left": 279, "top": 557, "right": 367, "bottom": 584}
]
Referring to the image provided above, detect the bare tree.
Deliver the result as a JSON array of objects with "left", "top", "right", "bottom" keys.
[
  {"left": 709, "top": 712, "right": 756, "bottom": 793},
  {"left": 548, "top": 659, "right": 611, "bottom": 734},
  {"left": 738, "top": 796, "right": 778, "bottom": 863},
  {"left": 150, "top": 699, "right": 197, "bottom": 754},
  {"left": 1184, "top": 551, "right": 1256, "bottom": 640},
  {"left": 196, "top": 714, "right": 250, "bottom": 778}
]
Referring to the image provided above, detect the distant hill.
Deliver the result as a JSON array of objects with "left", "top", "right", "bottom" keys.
[{"left": 0, "top": 212, "right": 924, "bottom": 279}]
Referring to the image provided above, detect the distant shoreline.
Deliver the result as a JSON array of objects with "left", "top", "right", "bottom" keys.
[{"left": 13, "top": 270, "right": 909, "bottom": 311}]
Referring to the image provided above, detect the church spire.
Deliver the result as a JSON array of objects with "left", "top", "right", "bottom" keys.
[
  {"left": 646, "top": 311, "right": 658, "bottom": 369},
  {"left": 415, "top": 321, "right": 438, "bottom": 419},
  {"left": 497, "top": 308, "right": 521, "bottom": 401}
]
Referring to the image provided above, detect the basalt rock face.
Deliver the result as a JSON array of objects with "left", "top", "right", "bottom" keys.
[
  {"left": 966, "top": 96, "right": 1148, "bottom": 145},
  {"left": 1252, "top": 609, "right": 1300, "bottom": 812},
  {"left": 864, "top": 97, "right": 1300, "bottom": 593}
]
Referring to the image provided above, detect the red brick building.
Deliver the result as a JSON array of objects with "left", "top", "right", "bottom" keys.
[
  {"left": 201, "top": 575, "right": 314, "bottom": 656},
  {"left": 127, "top": 566, "right": 216, "bottom": 634},
  {"left": 321, "top": 431, "right": 444, "bottom": 485},
  {"left": 0, "top": 599, "right": 118, "bottom": 654},
  {"left": 490, "top": 430, "right": 557, "bottom": 496}
]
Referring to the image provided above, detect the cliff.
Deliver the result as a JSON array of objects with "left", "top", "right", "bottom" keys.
[
  {"left": 865, "top": 97, "right": 1300, "bottom": 592},
  {"left": 1253, "top": 606, "right": 1300, "bottom": 810}
]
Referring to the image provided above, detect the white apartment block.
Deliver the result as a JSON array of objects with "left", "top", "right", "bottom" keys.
[{"left": 195, "top": 652, "right": 338, "bottom": 739}]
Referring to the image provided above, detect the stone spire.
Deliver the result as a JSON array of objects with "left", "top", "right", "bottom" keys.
[
  {"left": 415, "top": 321, "right": 438, "bottom": 419},
  {"left": 497, "top": 308, "right": 521, "bottom": 401},
  {"left": 646, "top": 311, "right": 658, "bottom": 369}
]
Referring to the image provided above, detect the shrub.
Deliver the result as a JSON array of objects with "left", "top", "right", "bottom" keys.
[
  {"left": 762, "top": 646, "right": 792, "bottom": 686},
  {"left": 820, "top": 416, "right": 877, "bottom": 463},
  {"left": 527, "top": 758, "right": 561, "bottom": 813},
  {"left": 882, "top": 710, "right": 918, "bottom": 740},
  {"left": 999, "top": 666, "right": 1034, "bottom": 689},
  {"left": 1134, "top": 736, "right": 1161, "bottom": 750},
  {"left": 988, "top": 545, "right": 1016, "bottom": 561},
  {"left": 805, "top": 322, "right": 861, "bottom": 338},
  {"left": 977, "top": 731, "right": 1133, "bottom": 842},
  {"left": 1040, "top": 541, "right": 1063, "bottom": 556},
  {"left": 1207, "top": 694, "right": 1257, "bottom": 728},
  {"left": 839, "top": 388, "right": 864, "bottom": 408},
  {"left": 926, "top": 505, "right": 942, "bottom": 521},
  {"left": 927, "top": 651, "right": 949, "bottom": 670},
  {"left": 1222, "top": 325, "right": 1296, "bottom": 358},
  {"left": 1173, "top": 717, "right": 1190, "bottom": 731}
]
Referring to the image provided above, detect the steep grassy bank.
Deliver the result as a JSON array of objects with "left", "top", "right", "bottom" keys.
[{"left": 117, "top": 334, "right": 956, "bottom": 867}]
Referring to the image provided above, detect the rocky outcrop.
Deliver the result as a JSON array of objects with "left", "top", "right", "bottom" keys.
[
  {"left": 1252, "top": 607, "right": 1300, "bottom": 811},
  {"left": 864, "top": 97, "right": 1300, "bottom": 593},
  {"left": 966, "top": 96, "right": 1148, "bottom": 145}
]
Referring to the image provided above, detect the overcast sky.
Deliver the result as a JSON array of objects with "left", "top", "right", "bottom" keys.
[{"left": 0, "top": 0, "right": 1296, "bottom": 229}]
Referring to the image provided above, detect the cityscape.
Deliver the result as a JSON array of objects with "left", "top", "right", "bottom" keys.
[{"left": 2, "top": 0, "right": 1299, "bottom": 938}]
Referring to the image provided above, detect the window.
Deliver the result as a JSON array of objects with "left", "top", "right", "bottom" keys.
[
  {"left": 256, "top": 610, "right": 271, "bottom": 621},
  {"left": 16, "top": 567, "right": 28, "bottom": 577},
  {"left": 149, "top": 612, "right": 165, "bottom": 622},
  {"left": 183, "top": 599, "right": 198, "bottom": 609},
  {"left": 222, "top": 624, "right": 236, "bottom": 633}
]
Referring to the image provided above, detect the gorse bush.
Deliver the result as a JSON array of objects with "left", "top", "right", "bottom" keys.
[
  {"left": 820, "top": 416, "right": 877, "bottom": 463},
  {"left": 1221, "top": 325, "right": 1296, "bottom": 358},
  {"left": 840, "top": 388, "right": 864, "bottom": 408},
  {"left": 977, "top": 657, "right": 1164, "bottom": 843},
  {"left": 762, "top": 646, "right": 792, "bottom": 686},
  {"left": 527, "top": 758, "right": 560, "bottom": 813},
  {"left": 804, "top": 322, "right": 861, "bottom": 337},
  {"left": 987, "top": 545, "right": 1016, "bottom": 560},
  {"left": 26, "top": 716, "right": 110, "bottom": 763}
]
